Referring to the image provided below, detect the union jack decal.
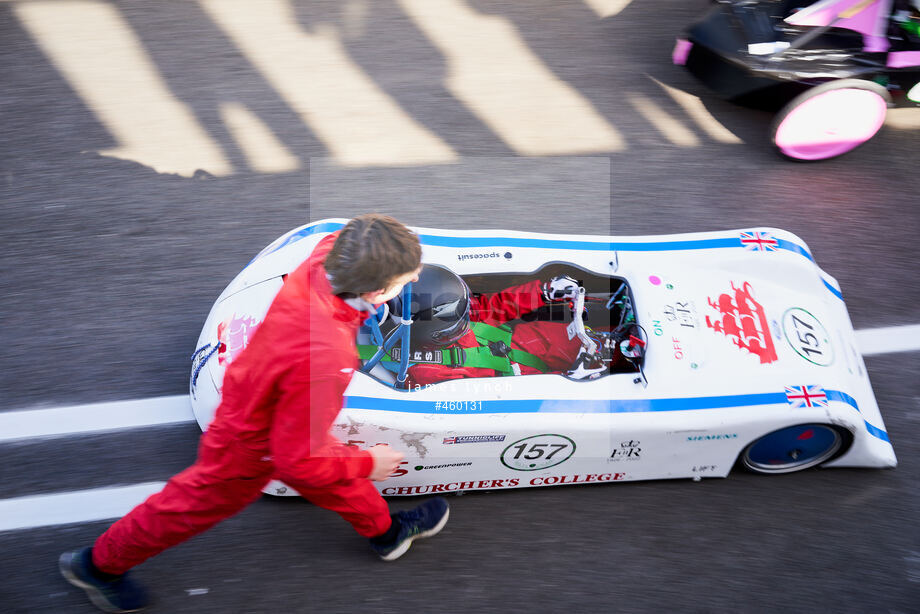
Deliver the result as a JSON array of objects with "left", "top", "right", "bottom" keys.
[
  {"left": 740, "top": 231, "right": 778, "bottom": 252},
  {"left": 442, "top": 437, "right": 457, "bottom": 444},
  {"left": 785, "top": 385, "right": 828, "bottom": 408}
]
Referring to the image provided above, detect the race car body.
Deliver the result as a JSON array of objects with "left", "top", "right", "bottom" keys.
[{"left": 189, "top": 220, "right": 896, "bottom": 496}]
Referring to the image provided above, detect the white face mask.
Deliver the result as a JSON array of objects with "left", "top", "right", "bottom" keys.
[{"left": 343, "top": 295, "right": 377, "bottom": 313}]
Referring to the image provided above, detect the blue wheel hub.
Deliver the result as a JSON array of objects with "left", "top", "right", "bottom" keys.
[{"left": 742, "top": 424, "right": 843, "bottom": 474}]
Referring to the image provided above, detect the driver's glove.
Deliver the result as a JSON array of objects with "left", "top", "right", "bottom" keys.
[
  {"left": 542, "top": 275, "right": 579, "bottom": 303},
  {"left": 566, "top": 347, "right": 606, "bottom": 380}
]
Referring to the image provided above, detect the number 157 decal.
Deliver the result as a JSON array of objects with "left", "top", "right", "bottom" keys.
[
  {"left": 782, "top": 308, "right": 834, "bottom": 366},
  {"left": 501, "top": 434, "right": 575, "bottom": 471}
]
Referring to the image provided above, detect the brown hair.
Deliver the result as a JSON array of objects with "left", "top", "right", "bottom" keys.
[{"left": 325, "top": 214, "right": 421, "bottom": 294}]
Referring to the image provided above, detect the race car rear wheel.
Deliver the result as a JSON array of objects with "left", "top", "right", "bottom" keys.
[
  {"left": 771, "top": 79, "right": 890, "bottom": 161},
  {"left": 741, "top": 424, "right": 846, "bottom": 474}
]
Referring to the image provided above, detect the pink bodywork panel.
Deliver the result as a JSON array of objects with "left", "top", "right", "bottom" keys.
[
  {"left": 888, "top": 50, "right": 920, "bottom": 67},
  {"left": 785, "top": 0, "right": 892, "bottom": 52},
  {"left": 673, "top": 39, "right": 693, "bottom": 65}
]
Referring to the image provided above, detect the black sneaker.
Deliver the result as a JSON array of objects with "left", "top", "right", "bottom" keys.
[
  {"left": 59, "top": 548, "right": 149, "bottom": 613},
  {"left": 370, "top": 497, "right": 450, "bottom": 561}
]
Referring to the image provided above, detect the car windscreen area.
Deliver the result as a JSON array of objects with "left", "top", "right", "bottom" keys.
[
  {"left": 357, "top": 263, "right": 643, "bottom": 389},
  {"left": 466, "top": 264, "right": 633, "bottom": 332},
  {"left": 464, "top": 264, "right": 642, "bottom": 381}
]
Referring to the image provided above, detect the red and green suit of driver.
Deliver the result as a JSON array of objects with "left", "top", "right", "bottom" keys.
[{"left": 405, "top": 281, "right": 585, "bottom": 387}]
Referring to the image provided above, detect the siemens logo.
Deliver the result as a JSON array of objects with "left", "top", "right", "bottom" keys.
[{"left": 687, "top": 434, "right": 738, "bottom": 441}]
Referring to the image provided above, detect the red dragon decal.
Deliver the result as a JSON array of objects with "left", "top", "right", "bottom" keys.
[
  {"left": 217, "top": 313, "right": 261, "bottom": 366},
  {"left": 705, "top": 281, "right": 777, "bottom": 364}
]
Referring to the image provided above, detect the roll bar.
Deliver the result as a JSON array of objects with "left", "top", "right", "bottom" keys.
[{"left": 361, "top": 282, "right": 413, "bottom": 384}]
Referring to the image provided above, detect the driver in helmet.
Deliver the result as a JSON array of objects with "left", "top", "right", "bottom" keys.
[{"left": 382, "top": 264, "right": 625, "bottom": 386}]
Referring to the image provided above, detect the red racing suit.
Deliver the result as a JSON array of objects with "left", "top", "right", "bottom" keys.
[
  {"left": 406, "top": 281, "right": 584, "bottom": 386},
  {"left": 93, "top": 233, "right": 391, "bottom": 575}
]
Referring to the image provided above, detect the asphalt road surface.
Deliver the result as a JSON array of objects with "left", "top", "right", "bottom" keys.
[{"left": 1, "top": 1, "right": 918, "bottom": 613}]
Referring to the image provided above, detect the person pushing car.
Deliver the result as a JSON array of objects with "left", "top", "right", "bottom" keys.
[{"left": 60, "top": 214, "right": 450, "bottom": 613}]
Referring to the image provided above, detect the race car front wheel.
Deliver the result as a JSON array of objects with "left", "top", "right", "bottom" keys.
[
  {"left": 741, "top": 424, "right": 847, "bottom": 474},
  {"left": 771, "top": 79, "right": 890, "bottom": 161}
]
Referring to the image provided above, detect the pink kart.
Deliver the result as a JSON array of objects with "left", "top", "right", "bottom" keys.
[{"left": 674, "top": 0, "right": 920, "bottom": 160}]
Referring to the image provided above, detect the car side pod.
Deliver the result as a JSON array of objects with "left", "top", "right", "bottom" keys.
[{"left": 770, "top": 78, "right": 891, "bottom": 161}]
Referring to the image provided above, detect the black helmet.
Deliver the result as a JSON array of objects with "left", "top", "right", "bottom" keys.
[{"left": 388, "top": 264, "right": 471, "bottom": 348}]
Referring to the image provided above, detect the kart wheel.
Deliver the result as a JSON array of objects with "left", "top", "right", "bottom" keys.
[
  {"left": 741, "top": 424, "right": 846, "bottom": 474},
  {"left": 771, "top": 79, "right": 889, "bottom": 161}
]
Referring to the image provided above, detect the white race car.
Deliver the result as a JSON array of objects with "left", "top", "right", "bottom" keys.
[{"left": 189, "top": 220, "right": 896, "bottom": 496}]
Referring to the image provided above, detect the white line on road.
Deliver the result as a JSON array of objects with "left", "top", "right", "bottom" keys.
[
  {"left": 1, "top": 326, "right": 919, "bottom": 446},
  {"left": 0, "top": 482, "right": 166, "bottom": 532},
  {"left": 855, "top": 324, "right": 920, "bottom": 357},
  {"left": 0, "top": 395, "right": 194, "bottom": 443},
  {"left": 0, "top": 325, "right": 918, "bottom": 533}
]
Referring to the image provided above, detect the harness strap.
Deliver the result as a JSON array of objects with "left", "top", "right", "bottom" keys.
[
  {"left": 507, "top": 348, "right": 549, "bottom": 372},
  {"left": 469, "top": 321, "right": 512, "bottom": 344},
  {"left": 357, "top": 321, "right": 550, "bottom": 374},
  {"left": 470, "top": 322, "right": 549, "bottom": 372},
  {"left": 357, "top": 345, "right": 384, "bottom": 360},
  {"left": 356, "top": 344, "right": 464, "bottom": 366}
]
